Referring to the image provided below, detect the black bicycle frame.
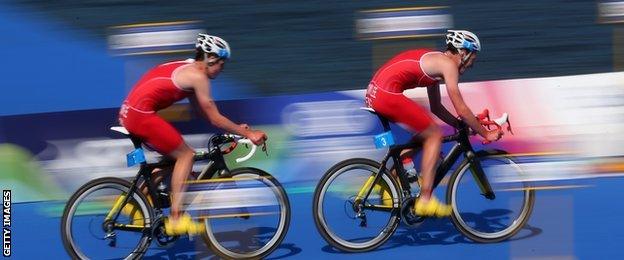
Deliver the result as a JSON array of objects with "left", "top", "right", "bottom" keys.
[
  {"left": 360, "top": 116, "right": 495, "bottom": 208},
  {"left": 108, "top": 135, "right": 232, "bottom": 230}
]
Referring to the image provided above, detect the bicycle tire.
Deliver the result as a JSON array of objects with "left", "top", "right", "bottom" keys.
[
  {"left": 313, "top": 158, "right": 401, "bottom": 252},
  {"left": 201, "top": 167, "right": 291, "bottom": 259},
  {"left": 446, "top": 150, "right": 535, "bottom": 243},
  {"left": 61, "top": 177, "right": 154, "bottom": 260}
]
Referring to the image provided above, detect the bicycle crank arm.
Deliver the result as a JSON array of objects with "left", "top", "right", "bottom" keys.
[{"left": 105, "top": 232, "right": 117, "bottom": 247}]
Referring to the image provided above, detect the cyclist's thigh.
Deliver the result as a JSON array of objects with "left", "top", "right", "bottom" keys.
[
  {"left": 371, "top": 88, "right": 434, "bottom": 133},
  {"left": 122, "top": 110, "right": 184, "bottom": 155}
]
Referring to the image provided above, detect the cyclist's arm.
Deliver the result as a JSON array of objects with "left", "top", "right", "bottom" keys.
[
  {"left": 437, "top": 59, "right": 489, "bottom": 138},
  {"left": 426, "top": 83, "right": 461, "bottom": 128},
  {"left": 188, "top": 75, "right": 251, "bottom": 137}
]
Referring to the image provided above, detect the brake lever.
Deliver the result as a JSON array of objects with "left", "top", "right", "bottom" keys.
[
  {"left": 507, "top": 117, "right": 515, "bottom": 135},
  {"left": 478, "top": 110, "right": 513, "bottom": 144},
  {"left": 262, "top": 143, "right": 269, "bottom": 157}
]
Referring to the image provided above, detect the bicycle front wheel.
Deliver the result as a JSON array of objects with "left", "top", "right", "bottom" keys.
[
  {"left": 313, "top": 158, "right": 401, "bottom": 253},
  {"left": 61, "top": 177, "right": 153, "bottom": 260},
  {"left": 447, "top": 150, "right": 535, "bottom": 243},
  {"left": 200, "top": 167, "right": 290, "bottom": 259}
]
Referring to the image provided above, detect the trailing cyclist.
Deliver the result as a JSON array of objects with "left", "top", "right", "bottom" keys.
[
  {"left": 118, "top": 34, "right": 267, "bottom": 235},
  {"left": 364, "top": 30, "right": 503, "bottom": 217}
]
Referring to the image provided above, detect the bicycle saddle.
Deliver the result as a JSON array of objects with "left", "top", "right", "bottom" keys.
[
  {"left": 360, "top": 107, "right": 391, "bottom": 131},
  {"left": 110, "top": 126, "right": 144, "bottom": 149},
  {"left": 360, "top": 107, "right": 377, "bottom": 114},
  {"left": 110, "top": 126, "right": 130, "bottom": 136}
]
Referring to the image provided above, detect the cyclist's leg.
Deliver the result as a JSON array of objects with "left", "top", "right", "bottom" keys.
[
  {"left": 396, "top": 108, "right": 451, "bottom": 216},
  {"left": 122, "top": 110, "right": 203, "bottom": 234},
  {"left": 369, "top": 88, "right": 450, "bottom": 217},
  {"left": 167, "top": 142, "right": 194, "bottom": 220},
  {"left": 417, "top": 124, "right": 442, "bottom": 202},
  {"left": 412, "top": 125, "right": 451, "bottom": 217},
  {"left": 389, "top": 102, "right": 443, "bottom": 202},
  {"left": 145, "top": 128, "right": 204, "bottom": 235},
  {"left": 369, "top": 87, "right": 438, "bottom": 184}
]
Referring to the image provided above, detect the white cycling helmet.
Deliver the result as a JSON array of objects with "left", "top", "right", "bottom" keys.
[
  {"left": 446, "top": 30, "right": 481, "bottom": 52},
  {"left": 196, "top": 33, "right": 231, "bottom": 59}
]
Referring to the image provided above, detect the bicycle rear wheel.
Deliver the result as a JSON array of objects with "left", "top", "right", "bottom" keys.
[
  {"left": 313, "top": 158, "right": 401, "bottom": 252},
  {"left": 61, "top": 177, "right": 153, "bottom": 260},
  {"left": 447, "top": 150, "right": 535, "bottom": 243},
  {"left": 199, "top": 167, "right": 290, "bottom": 259}
]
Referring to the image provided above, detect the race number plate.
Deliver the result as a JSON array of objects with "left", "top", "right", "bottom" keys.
[
  {"left": 374, "top": 131, "right": 395, "bottom": 149},
  {"left": 126, "top": 148, "right": 146, "bottom": 167}
]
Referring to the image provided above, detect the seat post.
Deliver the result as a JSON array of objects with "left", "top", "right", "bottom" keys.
[
  {"left": 110, "top": 126, "right": 143, "bottom": 149},
  {"left": 378, "top": 116, "right": 391, "bottom": 132},
  {"left": 130, "top": 137, "right": 143, "bottom": 149},
  {"left": 359, "top": 107, "right": 392, "bottom": 132}
]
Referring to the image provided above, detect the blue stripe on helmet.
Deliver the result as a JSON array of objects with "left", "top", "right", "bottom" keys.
[
  {"left": 218, "top": 49, "right": 230, "bottom": 59},
  {"left": 462, "top": 41, "right": 478, "bottom": 52}
]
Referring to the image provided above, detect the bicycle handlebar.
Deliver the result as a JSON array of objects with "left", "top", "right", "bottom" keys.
[
  {"left": 234, "top": 138, "right": 257, "bottom": 163},
  {"left": 475, "top": 109, "right": 513, "bottom": 134},
  {"left": 220, "top": 134, "right": 262, "bottom": 163},
  {"left": 473, "top": 109, "right": 514, "bottom": 144},
  {"left": 449, "top": 109, "right": 513, "bottom": 145}
]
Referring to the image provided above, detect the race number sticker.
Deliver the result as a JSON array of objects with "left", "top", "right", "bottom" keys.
[
  {"left": 374, "top": 131, "right": 395, "bottom": 149},
  {"left": 126, "top": 148, "right": 146, "bottom": 167}
]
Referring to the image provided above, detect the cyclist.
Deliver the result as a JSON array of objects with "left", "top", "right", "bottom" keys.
[
  {"left": 365, "top": 30, "right": 503, "bottom": 217},
  {"left": 118, "top": 33, "right": 267, "bottom": 235}
]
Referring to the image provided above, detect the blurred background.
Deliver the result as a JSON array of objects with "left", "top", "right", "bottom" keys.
[
  {"left": 1, "top": 0, "right": 624, "bottom": 259},
  {"left": 0, "top": 0, "right": 619, "bottom": 109}
]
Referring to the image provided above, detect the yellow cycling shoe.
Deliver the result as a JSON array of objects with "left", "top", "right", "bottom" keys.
[
  {"left": 372, "top": 183, "right": 393, "bottom": 207},
  {"left": 120, "top": 201, "right": 145, "bottom": 226},
  {"left": 414, "top": 196, "right": 452, "bottom": 217},
  {"left": 164, "top": 213, "right": 205, "bottom": 236}
]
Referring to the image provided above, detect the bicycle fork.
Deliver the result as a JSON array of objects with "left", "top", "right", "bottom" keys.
[{"left": 466, "top": 152, "right": 495, "bottom": 200}]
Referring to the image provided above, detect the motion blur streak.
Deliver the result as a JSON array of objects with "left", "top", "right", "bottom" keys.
[{"left": 184, "top": 187, "right": 278, "bottom": 211}]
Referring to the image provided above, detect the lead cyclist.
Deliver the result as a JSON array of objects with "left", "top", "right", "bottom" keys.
[{"left": 365, "top": 30, "right": 503, "bottom": 217}]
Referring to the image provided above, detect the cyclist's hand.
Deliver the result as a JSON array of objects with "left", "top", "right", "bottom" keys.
[
  {"left": 246, "top": 130, "right": 268, "bottom": 145},
  {"left": 485, "top": 129, "right": 503, "bottom": 142}
]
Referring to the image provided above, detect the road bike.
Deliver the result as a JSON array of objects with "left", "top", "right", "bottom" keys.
[
  {"left": 61, "top": 127, "right": 290, "bottom": 259},
  {"left": 313, "top": 108, "right": 534, "bottom": 252}
]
